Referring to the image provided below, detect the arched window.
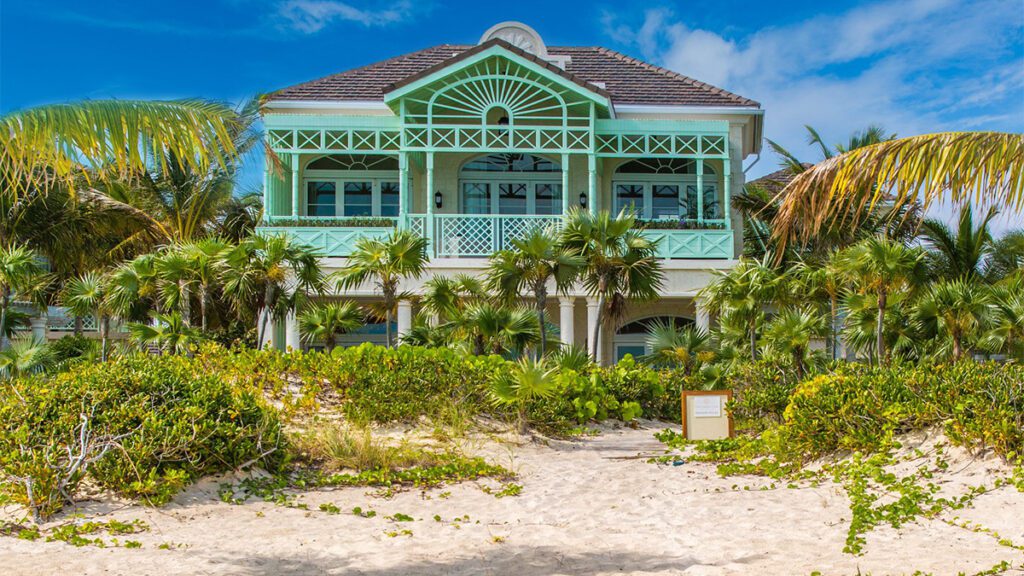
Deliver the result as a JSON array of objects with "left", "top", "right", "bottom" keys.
[
  {"left": 303, "top": 155, "right": 400, "bottom": 218},
  {"left": 459, "top": 154, "right": 562, "bottom": 215},
  {"left": 613, "top": 159, "right": 721, "bottom": 221}
]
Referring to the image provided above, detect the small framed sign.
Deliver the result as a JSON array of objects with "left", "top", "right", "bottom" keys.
[{"left": 681, "top": 390, "right": 734, "bottom": 440}]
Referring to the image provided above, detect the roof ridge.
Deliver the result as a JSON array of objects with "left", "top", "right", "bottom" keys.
[{"left": 594, "top": 46, "right": 760, "bottom": 107}]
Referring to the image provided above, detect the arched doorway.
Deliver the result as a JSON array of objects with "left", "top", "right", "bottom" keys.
[{"left": 613, "top": 316, "right": 694, "bottom": 362}]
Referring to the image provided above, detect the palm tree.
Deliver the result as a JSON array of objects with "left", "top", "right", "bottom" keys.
[
  {"left": 1, "top": 99, "right": 240, "bottom": 202},
  {"left": 126, "top": 311, "right": 203, "bottom": 355},
  {"left": 460, "top": 302, "right": 540, "bottom": 356},
  {"left": 792, "top": 255, "right": 848, "bottom": 360},
  {"left": 153, "top": 247, "right": 195, "bottom": 326},
  {"left": 914, "top": 279, "right": 991, "bottom": 361},
  {"left": 640, "top": 319, "right": 709, "bottom": 375},
  {"left": 919, "top": 205, "right": 997, "bottom": 281},
  {"left": 298, "top": 301, "right": 364, "bottom": 352},
  {"left": 774, "top": 132, "right": 1024, "bottom": 253},
  {"left": 333, "top": 229, "right": 428, "bottom": 348},
  {"left": 984, "top": 273, "right": 1024, "bottom": 359},
  {"left": 489, "top": 356, "right": 559, "bottom": 434},
  {"left": 486, "top": 228, "right": 581, "bottom": 358},
  {"left": 838, "top": 237, "right": 928, "bottom": 363},
  {"left": 0, "top": 337, "right": 54, "bottom": 380},
  {"left": 700, "top": 255, "right": 788, "bottom": 360},
  {"left": 181, "top": 238, "right": 230, "bottom": 331},
  {"left": 984, "top": 230, "right": 1024, "bottom": 282},
  {"left": 761, "top": 307, "right": 827, "bottom": 379},
  {"left": 221, "top": 235, "right": 324, "bottom": 348},
  {"left": 420, "top": 274, "right": 485, "bottom": 323},
  {"left": 0, "top": 245, "right": 48, "bottom": 351},
  {"left": 559, "top": 209, "right": 663, "bottom": 362},
  {"left": 62, "top": 271, "right": 112, "bottom": 361},
  {"left": 103, "top": 253, "right": 159, "bottom": 325}
]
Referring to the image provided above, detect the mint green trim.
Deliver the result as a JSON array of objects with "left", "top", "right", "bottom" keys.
[
  {"left": 257, "top": 226, "right": 393, "bottom": 257},
  {"left": 594, "top": 119, "right": 727, "bottom": 133},
  {"left": 643, "top": 229, "right": 734, "bottom": 259},
  {"left": 383, "top": 45, "right": 612, "bottom": 110}
]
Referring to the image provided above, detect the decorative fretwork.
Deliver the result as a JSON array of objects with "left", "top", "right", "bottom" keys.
[
  {"left": 594, "top": 133, "right": 728, "bottom": 158},
  {"left": 268, "top": 128, "right": 402, "bottom": 154},
  {"left": 433, "top": 215, "right": 562, "bottom": 258}
]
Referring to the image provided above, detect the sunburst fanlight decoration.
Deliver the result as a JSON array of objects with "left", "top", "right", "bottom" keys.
[{"left": 616, "top": 158, "right": 716, "bottom": 175}]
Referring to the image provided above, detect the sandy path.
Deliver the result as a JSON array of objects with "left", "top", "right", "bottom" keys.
[{"left": 2, "top": 423, "right": 1022, "bottom": 575}]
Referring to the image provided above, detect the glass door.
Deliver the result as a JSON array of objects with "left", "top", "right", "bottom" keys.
[{"left": 461, "top": 183, "right": 490, "bottom": 214}]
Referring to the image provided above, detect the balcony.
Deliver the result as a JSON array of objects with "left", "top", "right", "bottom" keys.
[{"left": 258, "top": 215, "right": 733, "bottom": 260}]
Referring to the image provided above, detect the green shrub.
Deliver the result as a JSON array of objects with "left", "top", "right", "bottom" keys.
[
  {"left": 0, "top": 352, "right": 284, "bottom": 520},
  {"left": 725, "top": 360, "right": 812, "bottom": 432},
  {"left": 49, "top": 335, "right": 99, "bottom": 365}
]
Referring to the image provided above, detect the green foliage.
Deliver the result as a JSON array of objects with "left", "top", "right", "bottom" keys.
[{"left": 0, "top": 352, "right": 284, "bottom": 520}]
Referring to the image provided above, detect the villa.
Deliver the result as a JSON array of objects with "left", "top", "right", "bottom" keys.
[{"left": 256, "top": 22, "right": 764, "bottom": 364}]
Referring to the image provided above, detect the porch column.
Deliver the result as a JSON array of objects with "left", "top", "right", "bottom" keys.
[
  {"left": 559, "top": 297, "right": 575, "bottom": 348},
  {"left": 696, "top": 157, "right": 704, "bottom": 225},
  {"left": 285, "top": 311, "right": 301, "bottom": 352},
  {"left": 695, "top": 298, "right": 710, "bottom": 333},
  {"left": 586, "top": 297, "right": 603, "bottom": 364},
  {"left": 290, "top": 153, "right": 300, "bottom": 219},
  {"left": 30, "top": 314, "right": 47, "bottom": 341},
  {"left": 723, "top": 139, "right": 732, "bottom": 229},
  {"left": 396, "top": 300, "right": 413, "bottom": 340},
  {"left": 263, "top": 160, "right": 271, "bottom": 224},
  {"left": 398, "top": 152, "right": 409, "bottom": 227},
  {"left": 561, "top": 153, "right": 570, "bottom": 215},
  {"left": 425, "top": 152, "right": 435, "bottom": 248},
  {"left": 587, "top": 154, "right": 597, "bottom": 215}
]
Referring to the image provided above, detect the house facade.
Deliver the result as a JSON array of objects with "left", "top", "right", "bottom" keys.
[{"left": 257, "top": 22, "right": 763, "bottom": 364}]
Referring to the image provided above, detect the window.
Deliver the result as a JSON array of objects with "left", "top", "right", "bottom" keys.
[
  {"left": 303, "top": 155, "right": 401, "bottom": 218},
  {"left": 459, "top": 154, "right": 562, "bottom": 215},
  {"left": 613, "top": 159, "right": 720, "bottom": 220},
  {"left": 307, "top": 182, "right": 336, "bottom": 217},
  {"left": 343, "top": 182, "right": 372, "bottom": 217}
]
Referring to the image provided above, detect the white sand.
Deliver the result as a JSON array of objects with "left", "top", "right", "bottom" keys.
[{"left": 2, "top": 422, "right": 1022, "bottom": 575}]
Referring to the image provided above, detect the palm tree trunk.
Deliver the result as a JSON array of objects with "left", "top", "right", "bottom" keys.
[
  {"left": 180, "top": 282, "right": 191, "bottom": 327},
  {"left": 199, "top": 284, "right": 208, "bottom": 333},
  {"left": 536, "top": 287, "right": 547, "bottom": 360},
  {"left": 591, "top": 293, "right": 605, "bottom": 363},
  {"left": 385, "top": 309, "right": 393, "bottom": 348},
  {"left": 952, "top": 330, "right": 963, "bottom": 361},
  {"left": 74, "top": 316, "right": 83, "bottom": 337},
  {"left": 326, "top": 334, "right": 335, "bottom": 352},
  {"left": 0, "top": 292, "right": 9, "bottom": 351},
  {"left": 830, "top": 296, "right": 839, "bottom": 361},
  {"left": 749, "top": 317, "right": 758, "bottom": 361},
  {"left": 876, "top": 290, "right": 887, "bottom": 365},
  {"left": 100, "top": 316, "right": 109, "bottom": 361},
  {"left": 258, "top": 284, "right": 275, "bottom": 349}
]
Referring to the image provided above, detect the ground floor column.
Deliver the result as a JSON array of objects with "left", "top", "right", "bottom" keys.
[
  {"left": 30, "top": 314, "right": 47, "bottom": 341},
  {"left": 586, "top": 297, "right": 603, "bottom": 364},
  {"left": 559, "top": 297, "right": 575, "bottom": 348},
  {"left": 396, "top": 301, "right": 413, "bottom": 341},
  {"left": 695, "top": 298, "right": 710, "bottom": 333},
  {"left": 285, "top": 311, "right": 300, "bottom": 352}
]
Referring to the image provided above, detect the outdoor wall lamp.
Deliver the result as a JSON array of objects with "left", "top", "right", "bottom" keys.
[
  {"left": 434, "top": 191, "right": 443, "bottom": 209},
  {"left": 579, "top": 192, "right": 587, "bottom": 208}
]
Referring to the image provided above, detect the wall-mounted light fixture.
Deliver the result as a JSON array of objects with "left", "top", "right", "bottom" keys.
[
  {"left": 579, "top": 192, "right": 587, "bottom": 208},
  {"left": 434, "top": 191, "right": 443, "bottom": 209}
]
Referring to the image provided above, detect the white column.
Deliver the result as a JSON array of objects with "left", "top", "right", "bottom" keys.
[
  {"left": 285, "top": 311, "right": 300, "bottom": 352},
  {"left": 559, "top": 297, "right": 575, "bottom": 347},
  {"left": 290, "top": 153, "right": 300, "bottom": 219},
  {"left": 695, "top": 298, "right": 710, "bottom": 333},
  {"left": 561, "top": 153, "right": 571, "bottom": 215},
  {"left": 398, "top": 152, "right": 409, "bottom": 227},
  {"left": 30, "top": 315, "right": 47, "bottom": 341},
  {"left": 586, "top": 297, "right": 601, "bottom": 363},
  {"left": 587, "top": 154, "right": 597, "bottom": 215},
  {"left": 396, "top": 300, "right": 413, "bottom": 341}
]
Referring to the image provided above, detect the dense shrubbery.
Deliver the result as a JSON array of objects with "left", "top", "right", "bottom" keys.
[{"left": 0, "top": 353, "right": 284, "bottom": 520}]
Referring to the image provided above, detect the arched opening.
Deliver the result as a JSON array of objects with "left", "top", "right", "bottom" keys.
[
  {"left": 613, "top": 158, "right": 721, "bottom": 221},
  {"left": 613, "top": 315, "right": 694, "bottom": 362},
  {"left": 302, "top": 154, "right": 400, "bottom": 218},
  {"left": 459, "top": 153, "right": 561, "bottom": 215}
]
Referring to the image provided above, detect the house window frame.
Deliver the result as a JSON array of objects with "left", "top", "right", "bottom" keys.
[
  {"left": 303, "top": 169, "right": 402, "bottom": 218},
  {"left": 459, "top": 154, "right": 562, "bottom": 216},
  {"left": 612, "top": 160, "right": 721, "bottom": 221}
]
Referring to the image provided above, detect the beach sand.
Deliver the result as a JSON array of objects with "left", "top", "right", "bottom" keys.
[{"left": 2, "top": 422, "right": 1021, "bottom": 575}]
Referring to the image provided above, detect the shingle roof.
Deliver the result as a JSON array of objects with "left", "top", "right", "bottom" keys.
[
  {"left": 267, "top": 43, "right": 759, "bottom": 108},
  {"left": 746, "top": 165, "right": 813, "bottom": 194}
]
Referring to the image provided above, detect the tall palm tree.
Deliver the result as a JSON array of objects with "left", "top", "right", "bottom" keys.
[
  {"left": 126, "top": 311, "right": 203, "bottom": 355},
  {"left": 984, "top": 230, "right": 1024, "bottom": 282},
  {"left": 221, "top": 235, "right": 324, "bottom": 348},
  {"left": 486, "top": 228, "right": 581, "bottom": 358},
  {"left": 761, "top": 307, "right": 827, "bottom": 379},
  {"left": 559, "top": 209, "right": 663, "bottom": 362},
  {"left": 838, "top": 237, "right": 928, "bottom": 363},
  {"left": 333, "top": 229, "right": 428, "bottom": 348},
  {"left": 298, "top": 301, "right": 364, "bottom": 352},
  {"left": 62, "top": 271, "right": 112, "bottom": 361},
  {"left": 104, "top": 253, "right": 159, "bottom": 325},
  {"left": 640, "top": 319, "right": 709, "bottom": 374},
  {"left": 984, "top": 273, "right": 1024, "bottom": 359},
  {"left": 153, "top": 247, "right": 195, "bottom": 326},
  {"left": 792, "top": 254, "right": 848, "bottom": 360},
  {"left": 774, "top": 132, "right": 1024, "bottom": 253},
  {"left": 459, "top": 302, "right": 540, "bottom": 356},
  {"left": 0, "top": 245, "right": 48, "bottom": 351},
  {"left": 914, "top": 279, "right": 990, "bottom": 361},
  {"left": 919, "top": 205, "right": 997, "bottom": 281},
  {"left": 1, "top": 99, "right": 239, "bottom": 202},
  {"left": 700, "top": 255, "right": 788, "bottom": 360},
  {"left": 420, "top": 274, "right": 485, "bottom": 323},
  {"left": 181, "top": 238, "right": 230, "bottom": 331}
]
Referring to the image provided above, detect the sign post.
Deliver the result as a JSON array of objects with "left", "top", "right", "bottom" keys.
[{"left": 681, "top": 390, "right": 734, "bottom": 440}]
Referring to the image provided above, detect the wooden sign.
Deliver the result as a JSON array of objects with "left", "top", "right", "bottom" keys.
[{"left": 681, "top": 390, "right": 733, "bottom": 440}]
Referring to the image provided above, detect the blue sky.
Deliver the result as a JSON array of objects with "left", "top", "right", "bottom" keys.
[{"left": 2, "top": 0, "right": 1023, "bottom": 226}]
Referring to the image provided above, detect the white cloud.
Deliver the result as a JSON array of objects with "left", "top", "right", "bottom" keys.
[
  {"left": 603, "top": 0, "right": 1024, "bottom": 177},
  {"left": 277, "top": 0, "right": 412, "bottom": 34}
]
